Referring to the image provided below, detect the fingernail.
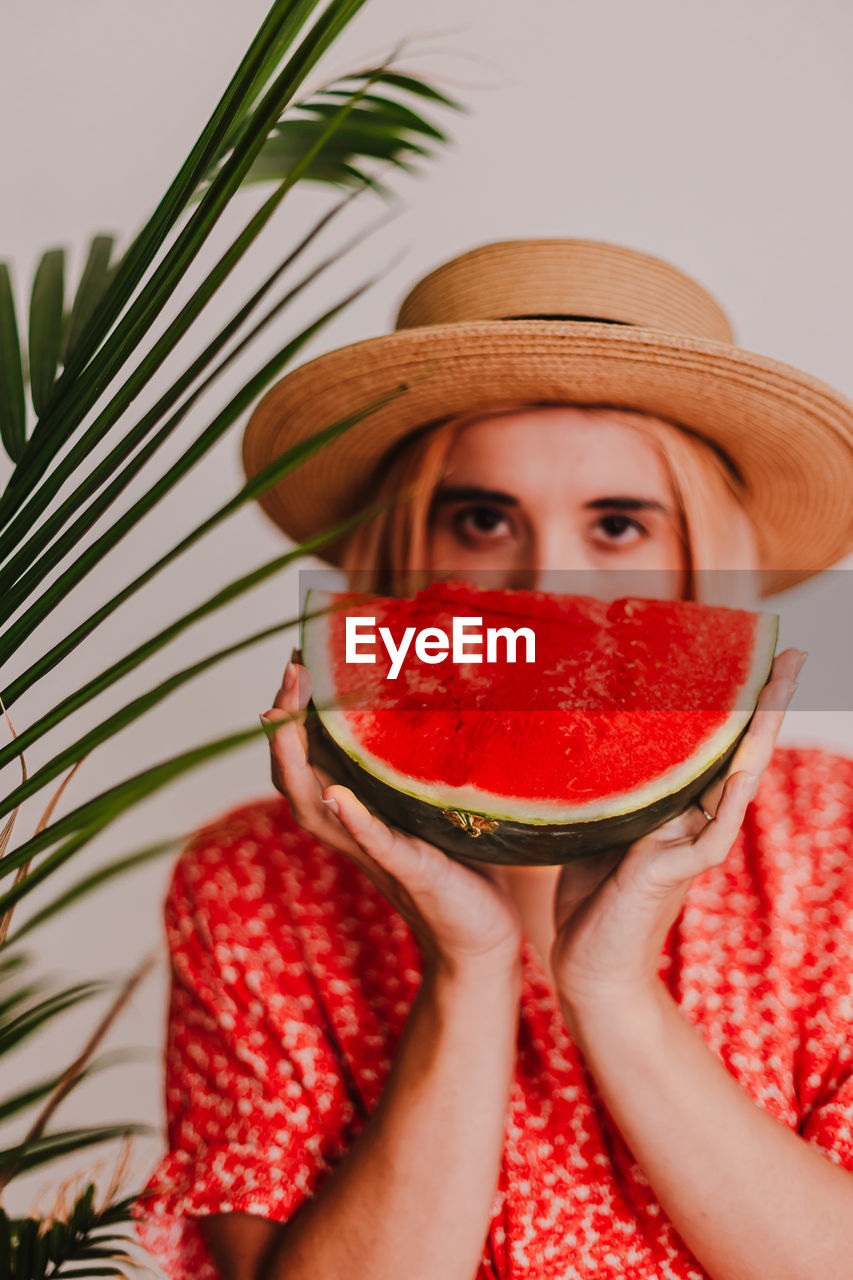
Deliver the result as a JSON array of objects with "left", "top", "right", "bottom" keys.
[
  {"left": 282, "top": 662, "right": 297, "bottom": 693},
  {"left": 794, "top": 651, "right": 808, "bottom": 677},
  {"left": 297, "top": 667, "right": 311, "bottom": 708},
  {"left": 259, "top": 712, "right": 273, "bottom": 729},
  {"left": 323, "top": 795, "right": 339, "bottom": 816}
]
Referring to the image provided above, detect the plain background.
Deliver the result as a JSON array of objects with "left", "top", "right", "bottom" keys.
[{"left": 2, "top": 0, "right": 852, "bottom": 1264}]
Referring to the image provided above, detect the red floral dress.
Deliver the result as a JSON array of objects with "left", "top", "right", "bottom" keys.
[{"left": 133, "top": 745, "right": 853, "bottom": 1279}]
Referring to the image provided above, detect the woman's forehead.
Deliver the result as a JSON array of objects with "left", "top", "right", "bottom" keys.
[{"left": 442, "top": 406, "right": 675, "bottom": 497}]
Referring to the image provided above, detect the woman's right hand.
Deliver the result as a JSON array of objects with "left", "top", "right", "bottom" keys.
[{"left": 260, "top": 659, "right": 524, "bottom": 977}]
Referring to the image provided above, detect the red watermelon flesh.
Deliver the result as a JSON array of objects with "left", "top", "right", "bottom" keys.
[{"left": 302, "top": 580, "right": 778, "bottom": 822}]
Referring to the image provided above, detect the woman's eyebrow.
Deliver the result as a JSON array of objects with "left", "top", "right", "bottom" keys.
[
  {"left": 584, "top": 496, "right": 670, "bottom": 514},
  {"left": 432, "top": 485, "right": 519, "bottom": 506},
  {"left": 432, "top": 488, "right": 671, "bottom": 515}
]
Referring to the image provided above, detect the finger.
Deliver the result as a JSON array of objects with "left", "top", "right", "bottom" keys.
[
  {"left": 690, "top": 770, "right": 755, "bottom": 867},
  {"left": 321, "top": 787, "right": 492, "bottom": 955},
  {"left": 261, "top": 667, "right": 361, "bottom": 851},
  {"left": 646, "top": 770, "right": 754, "bottom": 886},
  {"left": 324, "top": 785, "right": 445, "bottom": 891},
  {"left": 772, "top": 647, "right": 808, "bottom": 685},
  {"left": 265, "top": 714, "right": 336, "bottom": 829},
  {"left": 653, "top": 803, "right": 710, "bottom": 845},
  {"left": 697, "top": 649, "right": 805, "bottom": 815},
  {"left": 258, "top": 706, "right": 335, "bottom": 793},
  {"left": 747, "top": 648, "right": 805, "bottom": 727},
  {"left": 276, "top": 665, "right": 340, "bottom": 789},
  {"left": 272, "top": 661, "right": 312, "bottom": 715},
  {"left": 264, "top": 662, "right": 313, "bottom": 763}
]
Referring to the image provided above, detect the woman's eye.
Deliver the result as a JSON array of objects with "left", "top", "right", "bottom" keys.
[
  {"left": 594, "top": 513, "right": 647, "bottom": 544},
  {"left": 452, "top": 505, "right": 512, "bottom": 540}
]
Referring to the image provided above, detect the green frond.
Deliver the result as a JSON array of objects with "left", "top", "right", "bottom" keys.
[
  {"left": 61, "top": 235, "right": 118, "bottom": 366},
  {"left": 0, "top": 0, "right": 459, "bottom": 1235},
  {"left": 213, "top": 64, "right": 461, "bottom": 194},
  {"left": 0, "top": 982, "right": 107, "bottom": 1057},
  {"left": 0, "top": 265, "right": 26, "bottom": 463},
  {"left": 2, "top": 1186, "right": 141, "bottom": 1278},
  {"left": 28, "top": 249, "right": 65, "bottom": 416}
]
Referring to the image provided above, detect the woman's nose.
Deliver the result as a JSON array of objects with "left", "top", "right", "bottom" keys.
[
  {"left": 527, "top": 565, "right": 620, "bottom": 597},
  {"left": 509, "top": 523, "right": 595, "bottom": 596},
  {"left": 508, "top": 525, "right": 639, "bottom": 600},
  {"left": 523, "top": 562, "right": 684, "bottom": 602}
]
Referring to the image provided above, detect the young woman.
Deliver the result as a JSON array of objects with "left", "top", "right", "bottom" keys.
[{"left": 134, "top": 240, "right": 853, "bottom": 1280}]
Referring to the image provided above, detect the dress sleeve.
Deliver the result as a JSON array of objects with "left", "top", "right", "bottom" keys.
[{"left": 132, "top": 814, "right": 367, "bottom": 1280}]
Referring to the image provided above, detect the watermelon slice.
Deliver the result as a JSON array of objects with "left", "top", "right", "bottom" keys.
[{"left": 300, "top": 581, "right": 778, "bottom": 865}]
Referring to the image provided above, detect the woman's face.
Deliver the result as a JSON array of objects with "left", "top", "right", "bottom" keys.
[{"left": 426, "top": 406, "right": 689, "bottom": 601}]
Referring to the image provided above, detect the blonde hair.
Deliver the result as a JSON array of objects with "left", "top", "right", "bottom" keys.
[{"left": 340, "top": 404, "right": 762, "bottom": 606}]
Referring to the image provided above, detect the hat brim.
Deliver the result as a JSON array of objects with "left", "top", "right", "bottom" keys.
[{"left": 241, "top": 320, "right": 853, "bottom": 596}]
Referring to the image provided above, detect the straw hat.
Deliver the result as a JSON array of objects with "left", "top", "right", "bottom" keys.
[{"left": 241, "top": 239, "right": 853, "bottom": 595}]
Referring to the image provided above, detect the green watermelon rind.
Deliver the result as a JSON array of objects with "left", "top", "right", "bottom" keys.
[{"left": 300, "top": 589, "right": 779, "bottom": 865}]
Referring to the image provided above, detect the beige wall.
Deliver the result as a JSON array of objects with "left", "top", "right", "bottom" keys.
[{"left": 1, "top": 0, "right": 851, "bottom": 1254}]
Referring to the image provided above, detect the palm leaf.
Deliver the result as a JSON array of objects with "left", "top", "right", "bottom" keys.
[
  {"left": 340, "top": 66, "right": 463, "bottom": 108},
  {"left": 1, "top": 616, "right": 302, "bottom": 818},
  {"left": 0, "top": 982, "right": 107, "bottom": 1056},
  {"left": 0, "top": 720, "right": 280, "bottom": 899},
  {"left": 4, "top": 277, "right": 351, "bottom": 624},
  {"left": 0, "top": 751, "right": 88, "bottom": 947},
  {"left": 0, "top": 1126, "right": 147, "bottom": 1181},
  {"left": 0, "top": 979, "right": 49, "bottom": 1024},
  {"left": 0, "top": 696, "right": 334, "bottom": 907},
  {"left": 0, "top": 0, "right": 458, "bottom": 1235},
  {"left": 2, "top": 0, "right": 326, "bottom": 487},
  {"left": 8, "top": 846, "right": 178, "bottom": 944},
  {"left": 0, "top": 44, "right": 454, "bottom": 552},
  {"left": 0, "top": 961, "right": 155, "bottom": 1189},
  {"left": 2, "top": 592, "right": 365, "bottom": 824},
  {"left": 0, "top": 961, "right": 155, "bottom": 1202},
  {"left": 0, "top": 266, "right": 26, "bottom": 464},
  {"left": 0, "top": 173, "right": 344, "bottom": 572},
  {"left": 61, "top": 235, "right": 117, "bottom": 366},
  {"left": 0, "top": 0, "right": 372, "bottom": 523},
  {"left": 0, "top": 1050, "right": 140, "bottom": 1124},
  {"left": 0, "top": 486, "right": 396, "bottom": 793},
  {"left": 3, "top": 1186, "right": 142, "bottom": 1278},
  {"left": 324, "top": 87, "right": 456, "bottom": 136},
  {"left": 225, "top": 67, "right": 460, "bottom": 191},
  {"left": 27, "top": 249, "right": 65, "bottom": 416},
  {"left": 1, "top": 381, "right": 403, "bottom": 700},
  {"left": 0, "top": 195, "right": 389, "bottom": 612}
]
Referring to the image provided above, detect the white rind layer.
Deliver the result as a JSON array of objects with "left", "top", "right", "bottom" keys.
[{"left": 301, "top": 591, "right": 778, "bottom": 823}]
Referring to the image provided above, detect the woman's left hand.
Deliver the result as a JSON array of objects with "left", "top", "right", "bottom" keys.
[{"left": 550, "top": 646, "right": 807, "bottom": 1020}]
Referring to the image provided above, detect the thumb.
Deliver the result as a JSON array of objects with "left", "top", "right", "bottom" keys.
[{"left": 322, "top": 786, "right": 430, "bottom": 883}]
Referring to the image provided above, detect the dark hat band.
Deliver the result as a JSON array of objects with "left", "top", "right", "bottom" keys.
[{"left": 503, "top": 314, "right": 632, "bottom": 324}]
